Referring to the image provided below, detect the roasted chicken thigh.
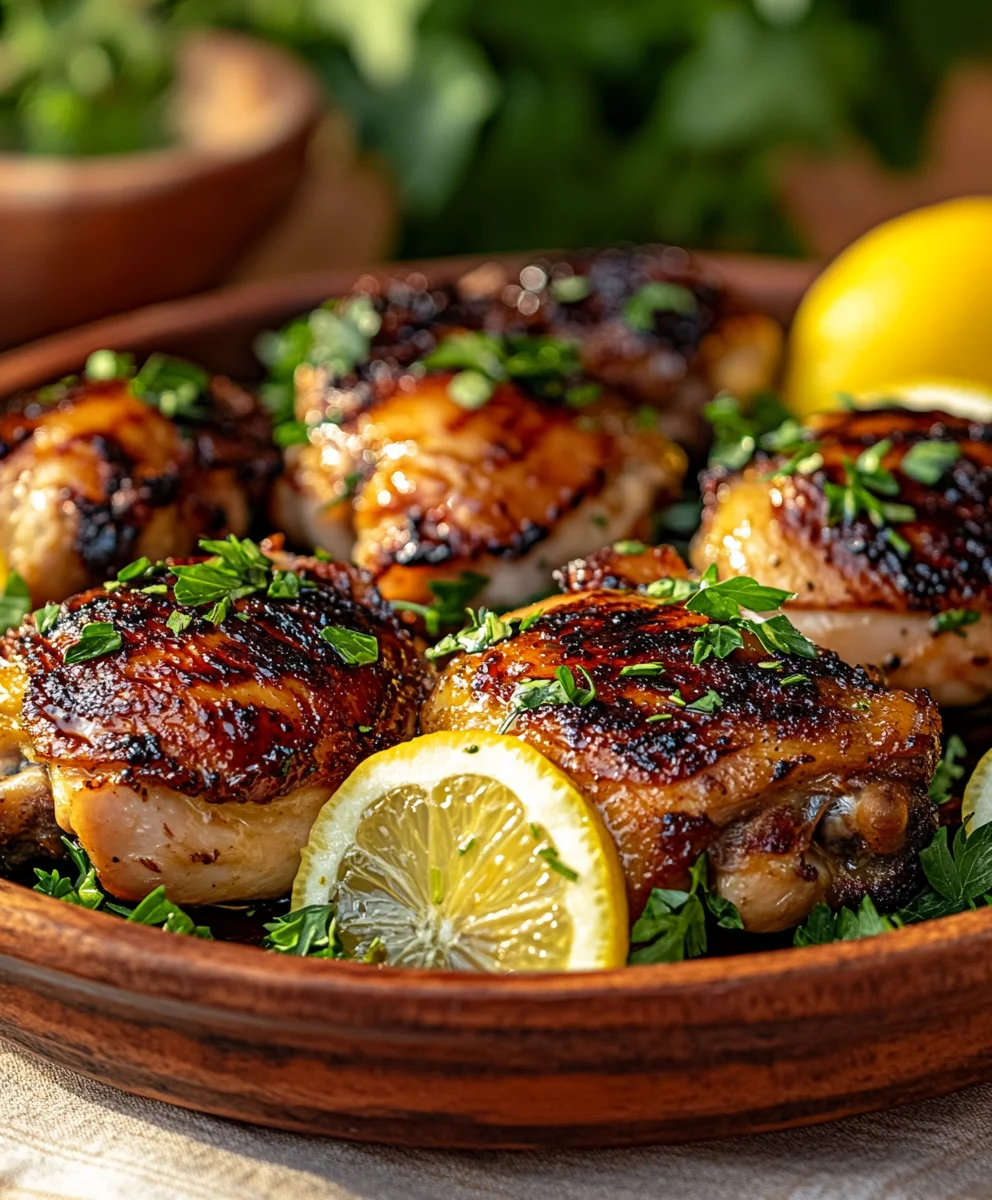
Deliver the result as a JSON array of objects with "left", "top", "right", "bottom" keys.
[
  {"left": 693, "top": 407, "right": 992, "bottom": 706},
  {"left": 0, "top": 540, "right": 427, "bottom": 904},
  {"left": 422, "top": 547, "right": 941, "bottom": 933},
  {"left": 0, "top": 366, "right": 277, "bottom": 606}
]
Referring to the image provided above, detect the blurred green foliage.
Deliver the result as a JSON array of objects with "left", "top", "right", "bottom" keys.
[
  {"left": 0, "top": 0, "right": 172, "bottom": 154},
  {"left": 3, "top": 0, "right": 992, "bottom": 253}
]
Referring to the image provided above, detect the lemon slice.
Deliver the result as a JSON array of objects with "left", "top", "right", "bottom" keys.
[
  {"left": 963, "top": 748, "right": 992, "bottom": 835},
  {"left": 854, "top": 378, "right": 992, "bottom": 421},
  {"left": 292, "top": 731, "right": 628, "bottom": 972}
]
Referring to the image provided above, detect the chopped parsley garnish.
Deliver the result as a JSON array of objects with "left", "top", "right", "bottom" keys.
[
  {"left": 643, "top": 576, "right": 696, "bottom": 604},
  {"left": 823, "top": 439, "right": 916, "bottom": 542},
  {"left": 320, "top": 624, "right": 379, "bottom": 666},
  {"left": 686, "top": 688, "right": 722, "bottom": 713},
  {"left": 529, "top": 822, "right": 579, "bottom": 882},
  {"left": 171, "top": 535, "right": 272, "bottom": 608},
  {"left": 426, "top": 606, "right": 541, "bottom": 661},
  {"left": 929, "top": 734, "right": 968, "bottom": 806},
  {"left": 619, "top": 661, "right": 665, "bottom": 677},
  {"left": 421, "top": 331, "right": 600, "bottom": 410},
  {"left": 0, "top": 570, "right": 31, "bottom": 634},
  {"left": 130, "top": 354, "right": 209, "bottom": 421},
  {"left": 261, "top": 905, "right": 343, "bottom": 958},
  {"left": 898, "top": 822, "right": 992, "bottom": 923},
  {"left": 704, "top": 392, "right": 794, "bottom": 471},
  {"left": 646, "top": 713, "right": 672, "bottom": 722},
  {"left": 793, "top": 895, "right": 898, "bottom": 946},
  {"left": 550, "top": 274, "right": 591, "bottom": 303},
  {"left": 613, "top": 539, "right": 648, "bottom": 555},
  {"left": 901, "top": 439, "right": 961, "bottom": 485},
  {"left": 781, "top": 673, "right": 809, "bottom": 685},
  {"left": 628, "top": 855, "right": 743, "bottom": 964},
  {"left": 392, "top": 571, "right": 489, "bottom": 636},
  {"left": 623, "top": 281, "right": 697, "bottom": 332},
  {"left": 166, "top": 610, "right": 191, "bottom": 636},
  {"left": 84, "top": 349, "right": 134, "bottom": 381},
  {"left": 255, "top": 294, "right": 383, "bottom": 427},
  {"left": 33, "top": 601, "right": 60, "bottom": 636},
  {"left": 691, "top": 623, "right": 743, "bottom": 664},
  {"left": 931, "top": 608, "right": 980, "bottom": 638},
  {"left": 34, "top": 837, "right": 211, "bottom": 937},
  {"left": 499, "top": 664, "right": 596, "bottom": 734},
  {"left": 680, "top": 570, "right": 817, "bottom": 662},
  {"left": 63, "top": 621, "right": 122, "bottom": 664}
]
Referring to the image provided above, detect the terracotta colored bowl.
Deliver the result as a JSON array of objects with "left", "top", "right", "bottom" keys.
[
  {"left": 0, "top": 31, "right": 321, "bottom": 351},
  {"left": 4, "top": 253, "right": 982, "bottom": 1152}
]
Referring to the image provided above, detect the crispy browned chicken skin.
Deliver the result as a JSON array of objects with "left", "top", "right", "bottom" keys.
[
  {"left": 0, "top": 374, "right": 277, "bottom": 605},
  {"left": 422, "top": 548, "right": 941, "bottom": 933},
  {"left": 0, "top": 546, "right": 427, "bottom": 904},
  {"left": 693, "top": 406, "right": 992, "bottom": 705},
  {"left": 275, "top": 366, "right": 684, "bottom": 608}
]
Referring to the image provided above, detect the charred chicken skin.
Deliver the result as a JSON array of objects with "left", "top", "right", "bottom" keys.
[
  {"left": 275, "top": 364, "right": 683, "bottom": 610},
  {"left": 693, "top": 406, "right": 992, "bottom": 706},
  {"left": 0, "top": 541, "right": 427, "bottom": 905},
  {"left": 0, "top": 370, "right": 277, "bottom": 606},
  {"left": 422, "top": 546, "right": 941, "bottom": 933}
]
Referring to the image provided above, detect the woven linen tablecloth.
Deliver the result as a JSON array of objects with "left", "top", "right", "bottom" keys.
[{"left": 2, "top": 1040, "right": 991, "bottom": 1200}]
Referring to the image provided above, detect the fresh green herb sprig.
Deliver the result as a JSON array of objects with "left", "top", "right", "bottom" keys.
[
  {"left": 129, "top": 354, "right": 209, "bottom": 421},
  {"left": 823, "top": 439, "right": 916, "bottom": 551},
  {"left": 901, "top": 439, "right": 962, "bottom": 486},
  {"left": 256, "top": 295, "right": 383, "bottom": 432},
  {"left": 33, "top": 602, "right": 60, "bottom": 636},
  {"left": 261, "top": 905, "right": 387, "bottom": 963},
  {"left": 0, "top": 571, "right": 31, "bottom": 634},
  {"left": 649, "top": 565, "right": 817, "bottom": 665},
  {"left": 704, "top": 392, "right": 795, "bottom": 471},
  {"left": 421, "top": 330, "right": 601, "bottom": 410},
  {"left": 499, "top": 664, "right": 596, "bottom": 734},
  {"left": 899, "top": 822, "right": 992, "bottom": 922},
  {"left": 320, "top": 624, "right": 379, "bottom": 666},
  {"left": 930, "top": 735, "right": 968, "bottom": 806},
  {"left": 623, "top": 281, "right": 698, "bottom": 332},
  {"left": 628, "top": 855, "right": 743, "bottom": 965},
  {"left": 392, "top": 572, "right": 489, "bottom": 636},
  {"left": 63, "top": 621, "right": 122, "bottom": 664},
  {"left": 34, "top": 837, "right": 211, "bottom": 938},
  {"left": 932, "top": 609, "right": 980, "bottom": 638},
  {"left": 793, "top": 895, "right": 899, "bottom": 946},
  {"left": 426, "top": 606, "right": 541, "bottom": 660}
]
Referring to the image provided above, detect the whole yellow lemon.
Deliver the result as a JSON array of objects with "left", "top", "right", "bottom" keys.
[{"left": 785, "top": 197, "right": 992, "bottom": 417}]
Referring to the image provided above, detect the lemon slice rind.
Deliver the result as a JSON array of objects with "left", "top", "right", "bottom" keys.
[
  {"left": 292, "top": 730, "right": 628, "bottom": 972},
  {"left": 963, "top": 747, "right": 992, "bottom": 836}
]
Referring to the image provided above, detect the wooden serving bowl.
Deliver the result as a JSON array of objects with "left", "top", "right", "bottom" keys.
[
  {"left": 0, "top": 31, "right": 321, "bottom": 351},
  {"left": 4, "top": 252, "right": 987, "bottom": 1150}
]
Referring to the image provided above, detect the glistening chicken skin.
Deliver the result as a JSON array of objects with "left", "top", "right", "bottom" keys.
[
  {"left": 421, "top": 550, "right": 941, "bottom": 933},
  {"left": 0, "top": 550, "right": 428, "bottom": 905},
  {"left": 0, "top": 374, "right": 277, "bottom": 605},
  {"left": 693, "top": 406, "right": 992, "bottom": 706}
]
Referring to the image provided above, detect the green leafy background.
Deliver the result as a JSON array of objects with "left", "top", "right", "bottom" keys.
[{"left": 3, "top": 0, "right": 992, "bottom": 253}]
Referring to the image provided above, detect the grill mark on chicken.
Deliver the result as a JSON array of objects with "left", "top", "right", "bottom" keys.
[
  {"left": 422, "top": 584, "right": 941, "bottom": 931},
  {"left": 699, "top": 407, "right": 992, "bottom": 612},
  {"left": 0, "top": 376, "right": 279, "bottom": 605},
  {"left": 6, "top": 555, "right": 427, "bottom": 807}
]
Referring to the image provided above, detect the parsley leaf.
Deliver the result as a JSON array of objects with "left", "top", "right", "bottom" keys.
[
  {"left": 392, "top": 571, "right": 489, "bottom": 636},
  {"left": 32, "top": 601, "right": 60, "bottom": 636},
  {"left": 84, "top": 349, "right": 134, "bottom": 381},
  {"left": 684, "top": 574, "right": 817, "bottom": 661},
  {"left": 619, "top": 661, "right": 665, "bottom": 677},
  {"left": 628, "top": 855, "right": 742, "bottom": 964},
  {"left": 499, "top": 664, "right": 596, "bottom": 733},
  {"left": 320, "top": 624, "right": 379, "bottom": 665},
  {"left": 898, "top": 823, "right": 992, "bottom": 923},
  {"left": 63, "top": 621, "right": 122, "bottom": 664},
  {"left": 686, "top": 688, "right": 722, "bottom": 713},
  {"left": 623, "top": 281, "right": 697, "bottom": 332},
  {"left": 793, "top": 895, "right": 898, "bottom": 946},
  {"left": 929, "top": 735, "right": 967, "bottom": 806},
  {"left": 704, "top": 392, "right": 795, "bottom": 471},
  {"left": 901, "top": 439, "right": 961, "bottom": 486},
  {"left": 426, "top": 606, "right": 540, "bottom": 660},
  {"left": 823, "top": 439, "right": 916, "bottom": 542},
  {"left": 262, "top": 905, "right": 344, "bottom": 958},
  {"left": 931, "top": 608, "right": 980, "bottom": 638},
  {"left": 0, "top": 570, "right": 31, "bottom": 634},
  {"left": 692, "top": 624, "right": 743, "bottom": 663},
  {"left": 644, "top": 576, "right": 697, "bottom": 603},
  {"left": 130, "top": 354, "right": 209, "bottom": 421}
]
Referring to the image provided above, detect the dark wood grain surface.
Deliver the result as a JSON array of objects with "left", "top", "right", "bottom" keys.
[{"left": 2, "top": 251, "right": 976, "bottom": 1151}]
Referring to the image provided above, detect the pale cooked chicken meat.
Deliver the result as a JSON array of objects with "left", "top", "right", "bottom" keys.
[
  {"left": 422, "top": 546, "right": 941, "bottom": 933},
  {"left": 0, "top": 371, "right": 277, "bottom": 606},
  {"left": 0, "top": 543, "right": 427, "bottom": 904},
  {"left": 693, "top": 407, "right": 992, "bottom": 706},
  {"left": 274, "top": 363, "right": 684, "bottom": 610}
]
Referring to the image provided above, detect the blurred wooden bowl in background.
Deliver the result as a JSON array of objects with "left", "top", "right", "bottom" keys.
[{"left": 0, "top": 30, "right": 321, "bottom": 351}]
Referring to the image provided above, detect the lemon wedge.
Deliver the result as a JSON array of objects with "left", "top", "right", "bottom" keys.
[
  {"left": 292, "top": 731, "right": 629, "bottom": 971},
  {"left": 854, "top": 378, "right": 992, "bottom": 421},
  {"left": 963, "top": 748, "right": 992, "bottom": 836},
  {"left": 785, "top": 197, "right": 992, "bottom": 416}
]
